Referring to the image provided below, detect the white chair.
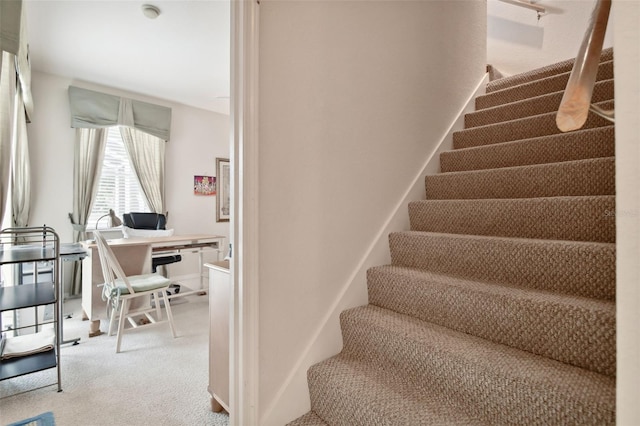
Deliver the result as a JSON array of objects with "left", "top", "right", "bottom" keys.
[{"left": 93, "top": 231, "right": 177, "bottom": 352}]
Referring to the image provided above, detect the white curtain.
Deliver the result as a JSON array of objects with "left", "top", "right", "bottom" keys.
[
  {"left": 69, "top": 128, "right": 107, "bottom": 295},
  {"left": 14, "top": 0, "right": 32, "bottom": 123},
  {"left": 0, "top": 52, "right": 14, "bottom": 227},
  {"left": 120, "top": 126, "right": 165, "bottom": 214},
  {"left": 1, "top": 0, "right": 33, "bottom": 228},
  {"left": 10, "top": 76, "right": 30, "bottom": 227}
]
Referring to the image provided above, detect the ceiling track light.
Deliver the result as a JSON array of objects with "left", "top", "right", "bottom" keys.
[{"left": 142, "top": 4, "right": 161, "bottom": 20}]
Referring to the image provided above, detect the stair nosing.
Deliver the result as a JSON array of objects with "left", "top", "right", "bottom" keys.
[
  {"left": 430, "top": 155, "right": 615, "bottom": 178},
  {"left": 390, "top": 229, "right": 616, "bottom": 249},
  {"left": 479, "top": 59, "right": 613, "bottom": 102},
  {"left": 368, "top": 264, "right": 616, "bottom": 311},
  {"left": 485, "top": 47, "right": 613, "bottom": 93},
  {"left": 455, "top": 100, "right": 615, "bottom": 149},
  {"left": 460, "top": 99, "right": 614, "bottom": 134},
  {"left": 308, "top": 352, "right": 490, "bottom": 426},
  {"left": 467, "top": 79, "right": 614, "bottom": 127},
  {"left": 341, "top": 304, "right": 615, "bottom": 387},
  {"left": 446, "top": 125, "right": 614, "bottom": 156}
]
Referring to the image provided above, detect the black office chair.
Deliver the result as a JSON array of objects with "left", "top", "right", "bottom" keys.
[
  {"left": 123, "top": 212, "right": 167, "bottom": 232},
  {"left": 122, "top": 212, "right": 181, "bottom": 294}
]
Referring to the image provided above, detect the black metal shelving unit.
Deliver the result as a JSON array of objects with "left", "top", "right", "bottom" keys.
[{"left": 0, "top": 226, "right": 61, "bottom": 392}]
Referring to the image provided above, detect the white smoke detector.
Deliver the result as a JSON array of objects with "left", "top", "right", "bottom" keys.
[{"left": 142, "top": 4, "right": 161, "bottom": 20}]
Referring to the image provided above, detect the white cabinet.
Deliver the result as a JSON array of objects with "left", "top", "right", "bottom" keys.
[{"left": 206, "top": 260, "right": 230, "bottom": 413}]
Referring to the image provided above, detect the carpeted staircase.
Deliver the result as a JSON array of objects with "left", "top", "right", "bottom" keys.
[{"left": 288, "top": 48, "right": 616, "bottom": 425}]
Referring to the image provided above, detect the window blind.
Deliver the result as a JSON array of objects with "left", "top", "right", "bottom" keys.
[{"left": 88, "top": 127, "right": 150, "bottom": 229}]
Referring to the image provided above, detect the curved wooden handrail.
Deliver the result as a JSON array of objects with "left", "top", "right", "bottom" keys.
[{"left": 556, "top": 0, "right": 611, "bottom": 132}]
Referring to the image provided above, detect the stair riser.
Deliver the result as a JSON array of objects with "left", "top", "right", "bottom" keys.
[
  {"left": 427, "top": 157, "right": 614, "bottom": 200},
  {"left": 441, "top": 126, "right": 615, "bottom": 172},
  {"left": 306, "top": 379, "right": 368, "bottom": 426},
  {"left": 454, "top": 100, "right": 613, "bottom": 150},
  {"left": 486, "top": 47, "right": 613, "bottom": 93},
  {"left": 477, "top": 60, "right": 613, "bottom": 109},
  {"left": 337, "top": 308, "right": 615, "bottom": 425},
  {"left": 467, "top": 80, "right": 614, "bottom": 128},
  {"left": 389, "top": 232, "right": 615, "bottom": 301},
  {"left": 367, "top": 266, "right": 616, "bottom": 376},
  {"left": 409, "top": 196, "right": 615, "bottom": 243}
]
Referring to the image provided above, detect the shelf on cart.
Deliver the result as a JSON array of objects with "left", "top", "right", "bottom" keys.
[
  {"left": 0, "top": 348, "right": 57, "bottom": 380},
  {"left": 0, "top": 283, "right": 56, "bottom": 312},
  {"left": 0, "top": 245, "right": 58, "bottom": 264}
]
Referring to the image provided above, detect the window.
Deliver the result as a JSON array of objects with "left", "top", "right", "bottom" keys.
[{"left": 88, "top": 127, "right": 150, "bottom": 229}]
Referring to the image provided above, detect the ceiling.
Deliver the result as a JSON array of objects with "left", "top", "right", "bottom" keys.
[{"left": 25, "top": 0, "right": 230, "bottom": 115}]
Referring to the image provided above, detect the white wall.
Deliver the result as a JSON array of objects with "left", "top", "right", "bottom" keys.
[
  {"left": 256, "top": 1, "right": 486, "bottom": 424},
  {"left": 28, "top": 71, "right": 230, "bottom": 289},
  {"left": 613, "top": 1, "right": 640, "bottom": 423},
  {"left": 488, "top": 0, "right": 613, "bottom": 76}
]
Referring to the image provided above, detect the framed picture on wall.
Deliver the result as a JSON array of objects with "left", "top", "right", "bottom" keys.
[
  {"left": 216, "top": 158, "right": 230, "bottom": 222},
  {"left": 194, "top": 175, "right": 216, "bottom": 196}
]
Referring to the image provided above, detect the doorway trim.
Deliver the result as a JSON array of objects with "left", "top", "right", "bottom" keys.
[{"left": 230, "top": 0, "right": 260, "bottom": 424}]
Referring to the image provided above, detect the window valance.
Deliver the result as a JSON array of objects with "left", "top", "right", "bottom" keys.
[
  {"left": 0, "top": 0, "right": 22, "bottom": 56},
  {"left": 68, "top": 86, "right": 172, "bottom": 141},
  {"left": 1, "top": 0, "right": 33, "bottom": 121}
]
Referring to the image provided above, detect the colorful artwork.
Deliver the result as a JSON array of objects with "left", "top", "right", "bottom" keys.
[{"left": 194, "top": 175, "right": 216, "bottom": 196}]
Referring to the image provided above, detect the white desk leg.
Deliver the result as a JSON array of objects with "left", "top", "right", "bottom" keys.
[{"left": 199, "top": 250, "right": 204, "bottom": 291}]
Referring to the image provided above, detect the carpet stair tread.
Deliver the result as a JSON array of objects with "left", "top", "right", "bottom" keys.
[
  {"left": 426, "top": 157, "right": 614, "bottom": 200},
  {"left": 408, "top": 195, "right": 615, "bottom": 243},
  {"left": 307, "top": 352, "right": 490, "bottom": 426},
  {"left": 336, "top": 305, "right": 615, "bottom": 425},
  {"left": 466, "top": 79, "right": 613, "bottom": 128},
  {"left": 477, "top": 60, "right": 613, "bottom": 110},
  {"left": 454, "top": 100, "right": 613, "bottom": 149},
  {"left": 389, "top": 231, "right": 615, "bottom": 301},
  {"left": 367, "top": 265, "right": 616, "bottom": 376},
  {"left": 286, "top": 411, "right": 329, "bottom": 426},
  {"left": 441, "top": 125, "right": 614, "bottom": 172},
  {"left": 486, "top": 47, "right": 613, "bottom": 93}
]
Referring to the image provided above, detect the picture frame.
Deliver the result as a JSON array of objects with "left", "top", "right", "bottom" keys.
[{"left": 216, "top": 158, "right": 230, "bottom": 222}]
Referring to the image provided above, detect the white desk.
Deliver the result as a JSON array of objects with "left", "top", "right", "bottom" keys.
[{"left": 81, "top": 234, "right": 224, "bottom": 336}]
